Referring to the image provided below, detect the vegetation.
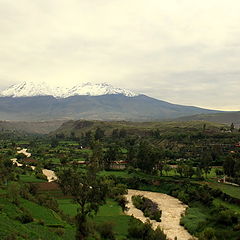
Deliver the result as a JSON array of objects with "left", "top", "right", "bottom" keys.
[
  {"left": 0, "top": 120, "right": 240, "bottom": 239},
  {"left": 132, "top": 195, "right": 162, "bottom": 222}
]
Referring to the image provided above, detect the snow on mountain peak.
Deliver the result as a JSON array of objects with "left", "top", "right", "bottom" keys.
[
  {"left": 0, "top": 81, "right": 138, "bottom": 98},
  {"left": 65, "top": 82, "right": 138, "bottom": 97},
  {"left": 0, "top": 81, "right": 57, "bottom": 98}
]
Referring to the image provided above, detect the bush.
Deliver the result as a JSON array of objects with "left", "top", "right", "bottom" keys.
[
  {"left": 3, "top": 233, "right": 18, "bottom": 240},
  {"left": 36, "top": 194, "right": 59, "bottom": 212},
  {"left": 115, "top": 195, "right": 128, "bottom": 211},
  {"left": 199, "top": 227, "right": 217, "bottom": 240},
  {"left": 96, "top": 221, "right": 115, "bottom": 240},
  {"left": 132, "top": 195, "right": 162, "bottom": 222},
  {"left": 52, "top": 228, "right": 65, "bottom": 236},
  {"left": 128, "top": 217, "right": 166, "bottom": 240},
  {"left": 16, "top": 209, "right": 34, "bottom": 224},
  {"left": 37, "top": 219, "right": 45, "bottom": 225},
  {"left": 35, "top": 172, "right": 47, "bottom": 180},
  {"left": 216, "top": 209, "right": 238, "bottom": 225},
  {"left": 7, "top": 182, "right": 20, "bottom": 205}
]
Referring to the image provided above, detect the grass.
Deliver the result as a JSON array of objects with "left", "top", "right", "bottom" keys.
[
  {"left": 100, "top": 170, "right": 131, "bottom": 178},
  {"left": 94, "top": 199, "right": 131, "bottom": 240},
  {"left": 19, "top": 174, "right": 46, "bottom": 183},
  {"left": 207, "top": 181, "right": 240, "bottom": 199},
  {"left": 180, "top": 204, "right": 209, "bottom": 235},
  {"left": 0, "top": 197, "right": 75, "bottom": 240},
  {"left": 21, "top": 199, "right": 65, "bottom": 225},
  {"left": 213, "top": 198, "right": 240, "bottom": 213},
  {"left": 58, "top": 198, "right": 131, "bottom": 240},
  {"left": 58, "top": 199, "right": 78, "bottom": 216}
]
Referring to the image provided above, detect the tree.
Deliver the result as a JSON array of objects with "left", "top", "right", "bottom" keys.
[
  {"left": 136, "top": 141, "right": 155, "bottom": 173},
  {"left": 7, "top": 182, "right": 20, "bottom": 205},
  {"left": 119, "top": 129, "right": 127, "bottom": 138},
  {"left": 0, "top": 159, "right": 15, "bottom": 185},
  {"left": 199, "top": 151, "right": 212, "bottom": 178},
  {"left": 94, "top": 127, "right": 105, "bottom": 141},
  {"left": 83, "top": 131, "right": 94, "bottom": 147},
  {"left": 58, "top": 168, "right": 107, "bottom": 240},
  {"left": 103, "top": 144, "right": 120, "bottom": 170},
  {"left": 223, "top": 155, "right": 235, "bottom": 177},
  {"left": 90, "top": 141, "right": 104, "bottom": 170},
  {"left": 111, "top": 129, "right": 119, "bottom": 138},
  {"left": 163, "top": 165, "right": 172, "bottom": 176},
  {"left": 50, "top": 138, "right": 59, "bottom": 148}
]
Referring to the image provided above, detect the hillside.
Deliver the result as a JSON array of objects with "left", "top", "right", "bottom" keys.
[
  {"left": 53, "top": 119, "right": 225, "bottom": 138},
  {"left": 0, "top": 120, "right": 66, "bottom": 134},
  {"left": 177, "top": 112, "right": 240, "bottom": 127},
  {"left": 0, "top": 94, "right": 221, "bottom": 121}
]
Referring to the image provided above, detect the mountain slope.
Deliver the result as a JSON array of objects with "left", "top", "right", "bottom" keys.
[
  {"left": 0, "top": 94, "right": 221, "bottom": 121},
  {"left": 177, "top": 112, "right": 240, "bottom": 127}
]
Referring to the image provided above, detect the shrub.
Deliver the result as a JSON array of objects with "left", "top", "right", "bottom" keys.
[
  {"left": 199, "top": 227, "right": 217, "bottom": 240},
  {"left": 35, "top": 172, "right": 47, "bottom": 180},
  {"left": 216, "top": 209, "right": 238, "bottom": 225},
  {"left": 7, "top": 182, "right": 20, "bottom": 205},
  {"left": 128, "top": 217, "right": 166, "bottom": 240},
  {"left": 36, "top": 194, "right": 59, "bottom": 212},
  {"left": 53, "top": 228, "right": 65, "bottom": 236},
  {"left": 3, "top": 233, "right": 18, "bottom": 240},
  {"left": 16, "top": 209, "right": 34, "bottom": 224},
  {"left": 115, "top": 195, "right": 128, "bottom": 211},
  {"left": 132, "top": 195, "right": 162, "bottom": 222},
  {"left": 96, "top": 221, "right": 115, "bottom": 240},
  {"left": 37, "top": 219, "right": 45, "bottom": 226}
]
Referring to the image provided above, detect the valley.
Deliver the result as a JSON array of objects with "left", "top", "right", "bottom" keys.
[{"left": 0, "top": 120, "right": 240, "bottom": 239}]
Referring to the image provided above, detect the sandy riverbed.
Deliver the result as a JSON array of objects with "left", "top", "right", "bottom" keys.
[
  {"left": 125, "top": 189, "right": 195, "bottom": 240},
  {"left": 17, "top": 148, "right": 31, "bottom": 158},
  {"left": 12, "top": 148, "right": 57, "bottom": 182}
]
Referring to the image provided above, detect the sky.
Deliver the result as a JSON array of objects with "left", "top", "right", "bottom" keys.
[{"left": 0, "top": 0, "right": 240, "bottom": 110}]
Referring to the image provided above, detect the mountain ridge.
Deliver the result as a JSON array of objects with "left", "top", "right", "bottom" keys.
[
  {"left": 0, "top": 81, "right": 138, "bottom": 98},
  {"left": 0, "top": 94, "right": 221, "bottom": 121}
]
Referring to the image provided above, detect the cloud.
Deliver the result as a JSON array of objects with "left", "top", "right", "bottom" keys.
[{"left": 0, "top": 0, "right": 240, "bottom": 110}]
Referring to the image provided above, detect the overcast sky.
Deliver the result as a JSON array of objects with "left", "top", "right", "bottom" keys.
[{"left": 0, "top": 0, "right": 240, "bottom": 110}]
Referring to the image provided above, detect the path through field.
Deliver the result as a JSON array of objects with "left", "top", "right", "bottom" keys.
[{"left": 125, "top": 189, "right": 195, "bottom": 240}]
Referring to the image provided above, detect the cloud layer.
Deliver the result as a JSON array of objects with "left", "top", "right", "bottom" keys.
[{"left": 0, "top": 0, "right": 240, "bottom": 110}]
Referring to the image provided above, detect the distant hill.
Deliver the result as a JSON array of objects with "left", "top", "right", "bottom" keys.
[
  {"left": 177, "top": 112, "right": 240, "bottom": 128},
  {"left": 53, "top": 119, "right": 225, "bottom": 138},
  {"left": 0, "top": 120, "right": 66, "bottom": 134}
]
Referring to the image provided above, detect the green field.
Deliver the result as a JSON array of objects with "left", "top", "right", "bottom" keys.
[
  {"left": 19, "top": 174, "right": 47, "bottom": 183},
  {"left": 180, "top": 204, "right": 209, "bottom": 234},
  {"left": 207, "top": 181, "right": 240, "bottom": 199},
  {"left": 0, "top": 197, "right": 75, "bottom": 240},
  {"left": 213, "top": 199, "right": 240, "bottom": 213},
  {"left": 58, "top": 199, "right": 131, "bottom": 240}
]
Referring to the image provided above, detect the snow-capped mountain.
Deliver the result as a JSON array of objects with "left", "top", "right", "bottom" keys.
[
  {"left": 65, "top": 82, "right": 138, "bottom": 97},
  {"left": 0, "top": 81, "right": 138, "bottom": 98},
  {"left": 0, "top": 81, "right": 65, "bottom": 98},
  {"left": 0, "top": 81, "right": 220, "bottom": 122}
]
